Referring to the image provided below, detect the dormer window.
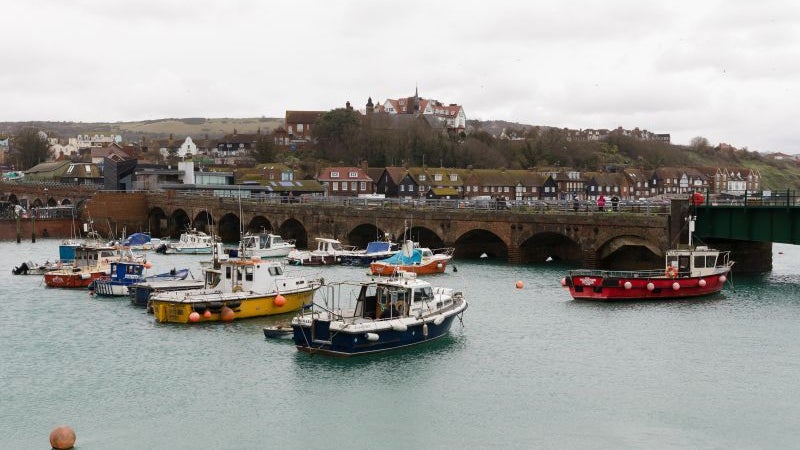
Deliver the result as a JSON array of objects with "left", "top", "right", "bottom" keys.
[
  {"left": 331, "top": 171, "right": 340, "bottom": 178},
  {"left": 449, "top": 174, "right": 457, "bottom": 181},
  {"left": 419, "top": 174, "right": 426, "bottom": 181},
  {"left": 434, "top": 174, "right": 442, "bottom": 181},
  {"left": 349, "top": 171, "right": 358, "bottom": 178}
]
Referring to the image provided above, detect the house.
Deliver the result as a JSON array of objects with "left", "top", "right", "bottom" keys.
[
  {"left": 317, "top": 167, "right": 373, "bottom": 197},
  {"left": 649, "top": 167, "right": 708, "bottom": 196},
  {"left": 235, "top": 164, "right": 296, "bottom": 185},
  {"left": 59, "top": 162, "right": 103, "bottom": 185},
  {"left": 285, "top": 111, "right": 325, "bottom": 142},
  {"left": 91, "top": 143, "right": 136, "bottom": 165},
  {"left": 377, "top": 88, "right": 466, "bottom": 131},
  {"left": 622, "top": 168, "right": 652, "bottom": 199},
  {"left": 24, "top": 160, "right": 72, "bottom": 182},
  {"left": 215, "top": 130, "right": 259, "bottom": 157},
  {"left": 373, "top": 166, "right": 419, "bottom": 198},
  {"left": 583, "top": 172, "right": 627, "bottom": 200}
]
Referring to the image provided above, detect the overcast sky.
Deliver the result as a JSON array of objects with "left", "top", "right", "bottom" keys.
[{"left": 2, "top": 0, "right": 799, "bottom": 153}]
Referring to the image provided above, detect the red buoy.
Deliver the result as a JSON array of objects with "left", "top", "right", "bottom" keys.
[
  {"left": 274, "top": 294, "right": 286, "bottom": 307},
  {"left": 515, "top": 281, "right": 524, "bottom": 289},
  {"left": 49, "top": 425, "right": 76, "bottom": 450},
  {"left": 220, "top": 306, "right": 235, "bottom": 322},
  {"left": 144, "top": 261, "right": 152, "bottom": 269},
  {"left": 203, "top": 310, "right": 212, "bottom": 318},
  {"left": 189, "top": 312, "right": 200, "bottom": 322}
]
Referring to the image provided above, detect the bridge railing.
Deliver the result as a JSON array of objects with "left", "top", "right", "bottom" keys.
[
  {"left": 165, "top": 190, "right": 671, "bottom": 215},
  {"left": 698, "top": 189, "right": 798, "bottom": 207}
]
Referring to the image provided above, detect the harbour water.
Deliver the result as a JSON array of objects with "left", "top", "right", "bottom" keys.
[{"left": 2, "top": 239, "right": 800, "bottom": 449}]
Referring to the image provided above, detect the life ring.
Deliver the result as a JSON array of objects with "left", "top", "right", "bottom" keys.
[{"left": 665, "top": 266, "right": 677, "bottom": 278}]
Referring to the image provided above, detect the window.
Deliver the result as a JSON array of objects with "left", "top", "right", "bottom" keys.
[
  {"left": 342, "top": 182, "right": 348, "bottom": 191},
  {"left": 245, "top": 266, "right": 254, "bottom": 281},
  {"left": 331, "top": 171, "right": 339, "bottom": 178},
  {"left": 434, "top": 174, "right": 442, "bottom": 181},
  {"left": 400, "top": 185, "right": 405, "bottom": 192},
  {"left": 351, "top": 182, "right": 357, "bottom": 191},
  {"left": 450, "top": 174, "right": 457, "bottom": 181},
  {"left": 360, "top": 182, "right": 366, "bottom": 190},
  {"left": 504, "top": 187, "right": 509, "bottom": 193},
  {"left": 419, "top": 174, "right": 426, "bottom": 181},
  {"left": 349, "top": 171, "right": 358, "bottom": 178},
  {"left": 332, "top": 182, "right": 338, "bottom": 191},
  {"left": 297, "top": 124, "right": 304, "bottom": 132}
]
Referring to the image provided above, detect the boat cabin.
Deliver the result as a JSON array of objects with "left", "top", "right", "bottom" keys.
[
  {"left": 73, "top": 245, "right": 128, "bottom": 268},
  {"left": 315, "top": 238, "right": 345, "bottom": 253},
  {"left": 109, "top": 261, "right": 145, "bottom": 280},
  {"left": 243, "top": 233, "right": 292, "bottom": 250},
  {"left": 353, "top": 273, "right": 442, "bottom": 320},
  {"left": 666, "top": 246, "right": 730, "bottom": 277},
  {"left": 204, "top": 259, "right": 291, "bottom": 294}
]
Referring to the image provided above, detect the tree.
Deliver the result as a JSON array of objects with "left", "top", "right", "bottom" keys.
[
  {"left": 11, "top": 127, "right": 50, "bottom": 170},
  {"left": 252, "top": 135, "right": 276, "bottom": 163}
]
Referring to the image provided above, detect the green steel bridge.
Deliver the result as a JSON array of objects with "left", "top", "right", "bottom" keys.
[{"left": 694, "top": 190, "right": 800, "bottom": 245}]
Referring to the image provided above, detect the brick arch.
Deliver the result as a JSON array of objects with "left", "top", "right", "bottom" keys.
[
  {"left": 347, "top": 223, "right": 388, "bottom": 249},
  {"left": 47, "top": 197, "right": 58, "bottom": 207},
  {"left": 32, "top": 198, "right": 44, "bottom": 207},
  {"left": 247, "top": 215, "right": 272, "bottom": 233},
  {"left": 169, "top": 209, "right": 191, "bottom": 237},
  {"left": 278, "top": 218, "right": 308, "bottom": 249},
  {"left": 596, "top": 234, "right": 663, "bottom": 270},
  {"left": 217, "top": 212, "right": 240, "bottom": 243},
  {"left": 193, "top": 210, "right": 215, "bottom": 234},
  {"left": 148, "top": 207, "right": 168, "bottom": 238},
  {"left": 519, "top": 232, "right": 582, "bottom": 264},
  {"left": 402, "top": 226, "right": 444, "bottom": 249},
  {"left": 453, "top": 228, "right": 508, "bottom": 259}
]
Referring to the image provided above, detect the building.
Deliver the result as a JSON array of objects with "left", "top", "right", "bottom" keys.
[
  {"left": 317, "top": 167, "right": 373, "bottom": 197},
  {"left": 285, "top": 111, "right": 325, "bottom": 143},
  {"left": 377, "top": 88, "right": 466, "bottom": 131}
]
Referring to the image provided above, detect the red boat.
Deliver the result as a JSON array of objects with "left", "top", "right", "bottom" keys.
[
  {"left": 562, "top": 216, "right": 734, "bottom": 301},
  {"left": 44, "top": 245, "right": 137, "bottom": 288}
]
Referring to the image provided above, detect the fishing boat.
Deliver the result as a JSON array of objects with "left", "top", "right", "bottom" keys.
[
  {"left": 89, "top": 261, "right": 190, "bottom": 297},
  {"left": 129, "top": 279, "right": 206, "bottom": 308},
  {"left": 238, "top": 232, "right": 296, "bottom": 258},
  {"left": 12, "top": 241, "right": 80, "bottom": 275},
  {"left": 286, "top": 238, "right": 359, "bottom": 265},
  {"left": 291, "top": 270, "right": 467, "bottom": 356},
  {"left": 338, "top": 240, "right": 398, "bottom": 266},
  {"left": 43, "top": 244, "right": 139, "bottom": 288},
  {"left": 158, "top": 229, "right": 214, "bottom": 254},
  {"left": 562, "top": 215, "right": 734, "bottom": 300},
  {"left": 369, "top": 240, "right": 454, "bottom": 276},
  {"left": 149, "top": 256, "right": 323, "bottom": 323}
]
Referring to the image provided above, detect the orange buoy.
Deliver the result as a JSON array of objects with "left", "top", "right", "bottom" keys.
[
  {"left": 49, "top": 425, "right": 76, "bottom": 450},
  {"left": 189, "top": 311, "right": 201, "bottom": 322},
  {"left": 203, "top": 310, "right": 212, "bottom": 318},
  {"left": 144, "top": 261, "right": 152, "bottom": 269},
  {"left": 220, "top": 306, "right": 235, "bottom": 322},
  {"left": 274, "top": 294, "right": 286, "bottom": 307},
  {"left": 515, "top": 281, "right": 524, "bottom": 289}
]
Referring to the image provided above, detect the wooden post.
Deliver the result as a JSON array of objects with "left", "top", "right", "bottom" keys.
[
  {"left": 31, "top": 213, "right": 36, "bottom": 243},
  {"left": 16, "top": 213, "right": 21, "bottom": 243}
]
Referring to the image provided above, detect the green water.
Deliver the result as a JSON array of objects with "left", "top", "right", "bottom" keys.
[{"left": 2, "top": 239, "right": 800, "bottom": 449}]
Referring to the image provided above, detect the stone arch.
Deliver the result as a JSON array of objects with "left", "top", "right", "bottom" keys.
[
  {"left": 193, "top": 210, "right": 214, "bottom": 234},
  {"left": 519, "top": 232, "right": 582, "bottom": 264},
  {"left": 61, "top": 198, "right": 72, "bottom": 205},
  {"left": 347, "top": 223, "right": 388, "bottom": 249},
  {"left": 217, "top": 212, "right": 240, "bottom": 243},
  {"left": 278, "top": 218, "right": 308, "bottom": 249},
  {"left": 402, "top": 226, "right": 445, "bottom": 250},
  {"left": 148, "top": 207, "right": 168, "bottom": 238},
  {"left": 169, "top": 209, "right": 191, "bottom": 238},
  {"left": 247, "top": 215, "right": 272, "bottom": 233},
  {"left": 596, "top": 234, "right": 663, "bottom": 270},
  {"left": 453, "top": 229, "right": 508, "bottom": 260},
  {"left": 32, "top": 198, "right": 44, "bottom": 208},
  {"left": 47, "top": 197, "right": 58, "bottom": 207}
]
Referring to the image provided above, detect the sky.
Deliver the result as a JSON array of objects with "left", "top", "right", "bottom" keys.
[{"left": 2, "top": 0, "right": 799, "bottom": 154}]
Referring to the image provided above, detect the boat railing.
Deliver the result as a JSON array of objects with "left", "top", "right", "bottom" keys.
[
  {"left": 567, "top": 268, "right": 667, "bottom": 279},
  {"left": 432, "top": 247, "right": 455, "bottom": 257}
]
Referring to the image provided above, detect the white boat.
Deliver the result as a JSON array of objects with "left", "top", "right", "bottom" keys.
[
  {"left": 286, "top": 238, "right": 359, "bottom": 266},
  {"left": 160, "top": 229, "right": 214, "bottom": 255},
  {"left": 291, "top": 270, "right": 467, "bottom": 356},
  {"left": 239, "top": 232, "right": 296, "bottom": 258}
]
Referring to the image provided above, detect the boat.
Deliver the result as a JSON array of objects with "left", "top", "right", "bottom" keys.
[
  {"left": 89, "top": 261, "right": 190, "bottom": 297},
  {"left": 122, "top": 232, "right": 164, "bottom": 252},
  {"left": 562, "top": 215, "right": 734, "bottom": 300},
  {"left": 262, "top": 321, "right": 296, "bottom": 339},
  {"left": 291, "top": 270, "right": 467, "bottom": 356},
  {"left": 12, "top": 240, "right": 80, "bottom": 275},
  {"left": 158, "top": 229, "right": 214, "bottom": 254},
  {"left": 369, "top": 240, "right": 454, "bottom": 276},
  {"left": 338, "top": 240, "right": 398, "bottom": 266},
  {"left": 43, "top": 244, "right": 139, "bottom": 288},
  {"left": 238, "top": 232, "right": 296, "bottom": 258},
  {"left": 129, "top": 278, "right": 206, "bottom": 308},
  {"left": 286, "top": 238, "right": 359, "bottom": 265},
  {"left": 149, "top": 256, "right": 323, "bottom": 323}
]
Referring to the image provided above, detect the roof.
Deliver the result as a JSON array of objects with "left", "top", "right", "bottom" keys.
[
  {"left": 285, "top": 110, "right": 325, "bottom": 124},
  {"left": 428, "top": 187, "right": 459, "bottom": 196},
  {"left": 24, "top": 160, "right": 71, "bottom": 175},
  {"left": 317, "top": 167, "right": 372, "bottom": 182}
]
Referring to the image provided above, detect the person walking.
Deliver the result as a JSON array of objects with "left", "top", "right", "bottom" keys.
[{"left": 597, "top": 194, "right": 606, "bottom": 212}]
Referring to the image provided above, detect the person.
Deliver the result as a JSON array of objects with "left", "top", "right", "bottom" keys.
[
  {"left": 611, "top": 195, "right": 619, "bottom": 212},
  {"left": 572, "top": 194, "right": 579, "bottom": 212},
  {"left": 597, "top": 194, "right": 606, "bottom": 212}
]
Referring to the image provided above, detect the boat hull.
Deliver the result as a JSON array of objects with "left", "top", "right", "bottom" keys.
[
  {"left": 564, "top": 269, "right": 731, "bottom": 301},
  {"left": 44, "top": 270, "right": 107, "bottom": 288},
  {"left": 129, "top": 279, "right": 205, "bottom": 307},
  {"left": 287, "top": 255, "right": 337, "bottom": 266},
  {"left": 292, "top": 311, "right": 463, "bottom": 356},
  {"left": 150, "top": 289, "right": 316, "bottom": 323},
  {"left": 164, "top": 246, "right": 212, "bottom": 255},
  {"left": 91, "top": 281, "right": 132, "bottom": 297},
  {"left": 370, "top": 260, "right": 447, "bottom": 276}
]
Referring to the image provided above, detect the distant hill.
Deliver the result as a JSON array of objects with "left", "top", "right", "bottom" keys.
[{"left": 0, "top": 117, "right": 284, "bottom": 140}]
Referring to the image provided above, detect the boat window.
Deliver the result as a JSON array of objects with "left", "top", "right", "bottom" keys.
[
  {"left": 268, "top": 266, "right": 283, "bottom": 276},
  {"left": 694, "top": 256, "right": 706, "bottom": 268},
  {"left": 666, "top": 255, "right": 678, "bottom": 267},
  {"left": 413, "top": 286, "right": 433, "bottom": 302},
  {"left": 706, "top": 255, "right": 717, "bottom": 267},
  {"left": 101, "top": 251, "right": 115, "bottom": 258},
  {"left": 245, "top": 266, "right": 254, "bottom": 281},
  {"left": 273, "top": 236, "right": 284, "bottom": 244},
  {"left": 225, "top": 266, "right": 232, "bottom": 279}
]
